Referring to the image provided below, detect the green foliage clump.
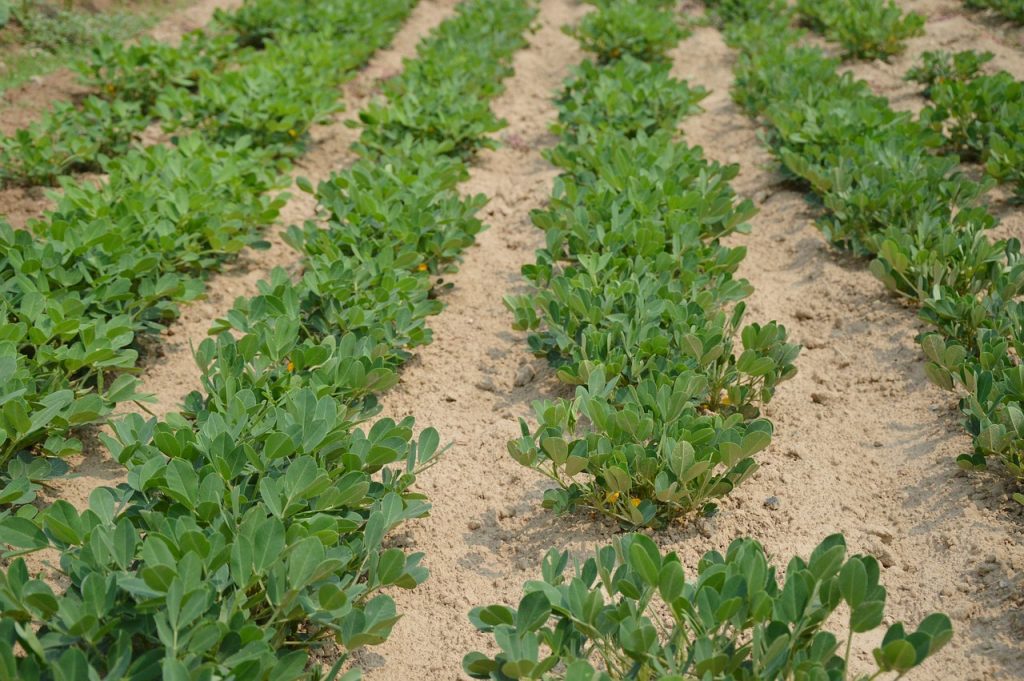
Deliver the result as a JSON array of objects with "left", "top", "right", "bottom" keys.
[
  {"left": 965, "top": 0, "right": 1024, "bottom": 24},
  {"left": 796, "top": 0, "right": 924, "bottom": 59},
  {"left": 908, "top": 50, "right": 1024, "bottom": 202},
  {"left": 357, "top": 0, "right": 536, "bottom": 159},
  {"left": 568, "top": 0, "right": 687, "bottom": 63},
  {"left": 506, "top": 0, "right": 797, "bottom": 528},
  {"left": 465, "top": 534, "right": 953, "bottom": 680}
]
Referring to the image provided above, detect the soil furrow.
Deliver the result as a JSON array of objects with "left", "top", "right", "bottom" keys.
[
  {"left": 671, "top": 20, "right": 1024, "bottom": 680},
  {"left": 361, "top": 0, "right": 598, "bottom": 676},
  {"left": 50, "top": 0, "right": 461, "bottom": 511}
]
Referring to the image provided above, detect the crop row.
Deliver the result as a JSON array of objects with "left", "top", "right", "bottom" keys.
[
  {"left": 0, "top": 0, "right": 536, "bottom": 678},
  {"left": 796, "top": 0, "right": 923, "bottom": 59},
  {"left": 0, "top": 0, "right": 419, "bottom": 509},
  {"left": 709, "top": 0, "right": 1024, "bottom": 503},
  {"left": 504, "top": 0, "right": 798, "bottom": 531},
  {"left": 908, "top": 49, "right": 1024, "bottom": 200},
  {"left": 465, "top": 1, "right": 951, "bottom": 679},
  {"left": 964, "top": 0, "right": 1024, "bottom": 24},
  {"left": 792, "top": 0, "right": 1024, "bottom": 58}
]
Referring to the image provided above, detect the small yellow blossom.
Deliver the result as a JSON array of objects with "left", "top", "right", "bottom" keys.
[
  {"left": 605, "top": 491, "right": 620, "bottom": 504},
  {"left": 630, "top": 497, "right": 641, "bottom": 508},
  {"left": 287, "top": 360, "right": 295, "bottom": 372},
  {"left": 720, "top": 392, "right": 732, "bottom": 406},
  {"left": 105, "top": 84, "right": 116, "bottom": 94},
  {"left": 288, "top": 129, "right": 298, "bottom": 138},
  {"left": 417, "top": 263, "right": 428, "bottom": 272}
]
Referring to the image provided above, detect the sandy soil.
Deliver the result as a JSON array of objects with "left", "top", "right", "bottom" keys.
[{"left": 360, "top": 0, "right": 591, "bottom": 676}]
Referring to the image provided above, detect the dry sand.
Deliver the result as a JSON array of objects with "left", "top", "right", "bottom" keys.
[{"left": 361, "top": 0, "right": 591, "bottom": 675}]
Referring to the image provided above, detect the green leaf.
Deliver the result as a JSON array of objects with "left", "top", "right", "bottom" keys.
[
  {"left": 515, "top": 591, "right": 551, "bottom": 633},
  {"left": 41, "top": 500, "right": 83, "bottom": 546},
  {"left": 850, "top": 599, "right": 885, "bottom": 633},
  {"left": 877, "top": 639, "right": 918, "bottom": 672},
  {"left": 839, "top": 558, "right": 868, "bottom": 607},
  {"left": 0, "top": 517, "right": 48, "bottom": 551}
]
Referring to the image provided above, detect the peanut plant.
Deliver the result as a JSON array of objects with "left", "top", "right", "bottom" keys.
[
  {"left": 507, "top": 0, "right": 797, "bottom": 528},
  {"left": 465, "top": 534, "right": 953, "bottom": 680}
]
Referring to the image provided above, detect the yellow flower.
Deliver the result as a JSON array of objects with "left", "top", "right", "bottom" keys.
[
  {"left": 105, "top": 84, "right": 116, "bottom": 94},
  {"left": 417, "top": 263, "right": 428, "bottom": 272},
  {"left": 287, "top": 360, "right": 295, "bottom": 372},
  {"left": 720, "top": 392, "right": 732, "bottom": 406},
  {"left": 630, "top": 497, "right": 641, "bottom": 507},
  {"left": 605, "top": 491, "right": 620, "bottom": 504},
  {"left": 288, "top": 129, "right": 298, "bottom": 138}
]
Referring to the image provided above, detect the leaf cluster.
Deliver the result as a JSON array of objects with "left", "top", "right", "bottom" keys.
[
  {"left": 795, "top": 0, "right": 924, "bottom": 60},
  {"left": 552, "top": 58, "right": 707, "bottom": 145},
  {"left": 464, "top": 534, "right": 953, "bottom": 680},
  {"left": 567, "top": 0, "right": 687, "bottom": 64},
  {"left": 356, "top": 0, "right": 536, "bottom": 159},
  {"left": 1, "top": 0, "right": 414, "bottom": 188},
  {"left": 964, "top": 0, "right": 1024, "bottom": 23},
  {"left": 0, "top": 136, "right": 285, "bottom": 507},
  {"left": 909, "top": 50, "right": 1024, "bottom": 200}
]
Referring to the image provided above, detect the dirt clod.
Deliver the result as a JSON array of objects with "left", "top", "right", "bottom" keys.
[{"left": 513, "top": 364, "right": 535, "bottom": 387}]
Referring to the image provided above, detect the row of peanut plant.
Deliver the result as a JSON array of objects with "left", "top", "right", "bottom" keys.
[
  {"left": 465, "top": 1, "right": 952, "bottom": 679},
  {"left": 907, "top": 49, "right": 1024, "bottom": 200},
  {"left": 795, "top": 0, "right": 923, "bottom": 60},
  {"left": 504, "top": 0, "right": 799, "bottom": 530},
  {"left": 0, "top": 0, "right": 418, "bottom": 508},
  {"left": 708, "top": 0, "right": 1024, "bottom": 502},
  {"left": 964, "top": 0, "right": 1024, "bottom": 24},
  {"left": 0, "top": 0, "right": 537, "bottom": 678}
]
